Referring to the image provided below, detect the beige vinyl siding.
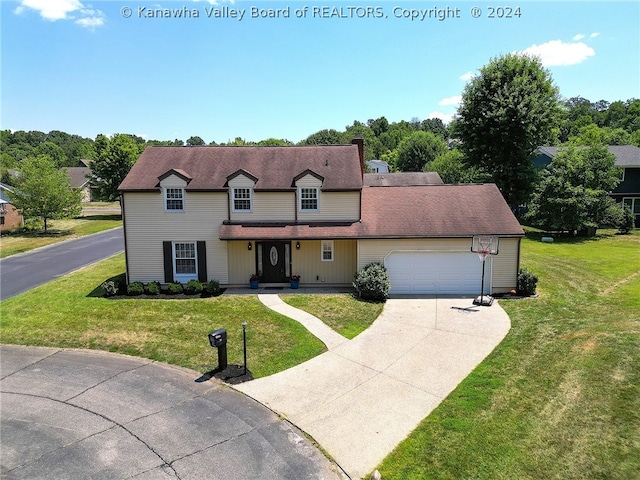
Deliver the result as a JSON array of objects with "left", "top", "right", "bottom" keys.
[
  {"left": 491, "top": 237, "right": 520, "bottom": 292},
  {"left": 227, "top": 241, "right": 258, "bottom": 285},
  {"left": 298, "top": 191, "right": 360, "bottom": 221},
  {"left": 123, "top": 191, "right": 229, "bottom": 284},
  {"left": 358, "top": 237, "right": 520, "bottom": 294},
  {"left": 230, "top": 192, "right": 296, "bottom": 222},
  {"left": 291, "top": 240, "right": 357, "bottom": 285}
]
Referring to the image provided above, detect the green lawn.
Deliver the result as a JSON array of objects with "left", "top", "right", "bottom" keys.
[
  {"left": 281, "top": 294, "right": 384, "bottom": 339},
  {"left": 376, "top": 230, "right": 640, "bottom": 479},
  {"left": 0, "top": 254, "right": 325, "bottom": 378},
  {"left": 0, "top": 213, "right": 122, "bottom": 258}
]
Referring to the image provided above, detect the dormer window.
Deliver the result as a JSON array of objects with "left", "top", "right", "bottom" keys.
[
  {"left": 232, "top": 188, "right": 252, "bottom": 212},
  {"left": 165, "top": 188, "right": 184, "bottom": 211},
  {"left": 299, "top": 187, "right": 318, "bottom": 211}
]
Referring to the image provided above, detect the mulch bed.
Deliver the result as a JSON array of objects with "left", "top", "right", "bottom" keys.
[{"left": 106, "top": 289, "right": 226, "bottom": 300}]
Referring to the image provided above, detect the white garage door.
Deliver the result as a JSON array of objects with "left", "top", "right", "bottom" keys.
[{"left": 385, "top": 251, "right": 491, "bottom": 295}]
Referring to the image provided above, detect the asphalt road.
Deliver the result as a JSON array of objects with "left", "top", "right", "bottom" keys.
[{"left": 0, "top": 227, "right": 124, "bottom": 301}]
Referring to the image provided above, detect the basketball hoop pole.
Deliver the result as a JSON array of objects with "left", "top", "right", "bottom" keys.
[{"left": 471, "top": 235, "right": 499, "bottom": 307}]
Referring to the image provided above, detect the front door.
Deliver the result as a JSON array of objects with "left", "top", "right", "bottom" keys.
[{"left": 260, "top": 242, "right": 289, "bottom": 283}]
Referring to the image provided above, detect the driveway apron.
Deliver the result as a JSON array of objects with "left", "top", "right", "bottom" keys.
[{"left": 237, "top": 296, "right": 511, "bottom": 479}]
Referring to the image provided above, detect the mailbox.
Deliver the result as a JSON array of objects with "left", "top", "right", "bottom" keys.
[
  {"left": 208, "top": 328, "right": 228, "bottom": 371},
  {"left": 208, "top": 329, "right": 227, "bottom": 348}
]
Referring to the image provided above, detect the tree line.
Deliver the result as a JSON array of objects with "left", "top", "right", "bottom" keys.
[{"left": 2, "top": 53, "right": 638, "bottom": 233}]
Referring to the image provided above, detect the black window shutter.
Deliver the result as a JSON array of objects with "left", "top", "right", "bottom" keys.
[
  {"left": 163, "top": 241, "right": 173, "bottom": 283},
  {"left": 197, "top": 241, "right": 207, "bottom": 282}
]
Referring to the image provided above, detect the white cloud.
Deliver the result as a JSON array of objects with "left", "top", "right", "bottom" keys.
[
  {"left": 519, "top": 40, "right": 595, "bottom": 66},
  {"left": 459, "top": 72, "right": 475, "bottom": 81},
  {"left": 76, "top": 16, "right": 104, "bottom": 29},
  {"left": 15, "top": 0, "right": 105, "bottom": 29},
  {"left": 426, "top": 111, "right": 455, "bottom": 124},
  {"left": 439, "top": 96, "right": 462, "bottom": 106},
  {"left": 573, "top": 34, "right": 585, "bottom": 41},
  {"left": 17, "top": 0, "right": 83, "bottom": 21},
  {"left": 590, "top": 32, "right": 600, "bottom": 38}
]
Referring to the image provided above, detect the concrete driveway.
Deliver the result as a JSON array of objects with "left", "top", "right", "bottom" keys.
[
  {"left": 0, "top": 345, "right": 344, "bottom": 480},
  {"left": 237, "top": 296, "right": 511, "bottom": 479}
]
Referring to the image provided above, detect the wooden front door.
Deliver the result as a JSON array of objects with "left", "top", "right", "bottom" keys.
[{"left": 261, "top": 242, "right": 289, "bottom": 283}]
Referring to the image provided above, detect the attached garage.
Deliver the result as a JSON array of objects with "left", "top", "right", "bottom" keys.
[{"left": 385, "top": 251, "right": 489, "bottom": 295}]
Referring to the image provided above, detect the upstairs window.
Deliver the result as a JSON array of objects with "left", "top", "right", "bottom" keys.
[
  {"left": 165, "top": 188, "right": 184, "bottom": 211},
  {"left": 300, "top": 187, "right": 318, "bottom": 211},
  {"left": 232, "top": 188, "right": 252, "bottom": 211}
]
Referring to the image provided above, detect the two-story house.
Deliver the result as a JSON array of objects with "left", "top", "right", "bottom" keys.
[
  {"left": 535, "top": 145, "right": 640, "bottom": 225},
  {"left": 118, "top": 139, "right": 524, "bottom": 295}
]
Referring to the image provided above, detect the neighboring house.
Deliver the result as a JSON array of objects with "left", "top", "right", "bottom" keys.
[
  {"left": 62, "top": 160, "right": 94, "bottom": 202},
  {"left": 535, "top": 145, "right": 640, "bottom": 224},
  {"left": 118, "top": 140, "right": 524, "bottom": 294},
  {"left": 0, "top": 183, "right": 24, "bottom": 231},
  {"left": 366, "top": 159, "right": 389, "bottom": 173}
]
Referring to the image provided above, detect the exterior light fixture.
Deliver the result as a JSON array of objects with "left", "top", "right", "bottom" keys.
[
  {"left": 248, "top": 241, "right": 252, "bottom": 251},
  {"left": 296, "top": 241, "right": 300, "bottom": 250}
]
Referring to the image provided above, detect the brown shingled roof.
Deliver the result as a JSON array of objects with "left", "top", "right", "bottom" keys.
[
  {"left": 363, "top": 172, "right": 443, "bottom": 186},
  {"left": 219, "top": 184, "right": 524, "bottom": 240},
  {"left": 119, "top": 145, "right": 363, "bottom": 192}
]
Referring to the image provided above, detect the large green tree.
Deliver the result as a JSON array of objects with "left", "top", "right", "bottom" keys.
[
  {"left": 427, "top": 149, "right": 490, "bottom": 184},
  {"left": 455, "top": 53, "right": 561, "bottom": 208},
  {"left": 527, "top": 146, "right": 622, "bottom": 234},
  {"left": 91, "top": 134, "right": 140, "bottom": 201},
  {"left": 396, "top": 131, "right": 447, "bottom": 172},
  {"left": 11, "top": 155, "right": 82, "bottom": 232}
]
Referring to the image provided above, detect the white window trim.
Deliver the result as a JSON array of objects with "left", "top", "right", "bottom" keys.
[
  {"left": 232, "top": 187, "right": 253, "bottom": 212},
  {"left": 321, "top": 240, "right": 334, "bottom": 262},
  {"left": 173, "top": 241, "right": 198, "bottom": 282},
  {"left": 299, "top": 187, "right": 319, "bottom": 212},
  {"left": 164, "top": 187, "right": 185, "bottom": 212}
]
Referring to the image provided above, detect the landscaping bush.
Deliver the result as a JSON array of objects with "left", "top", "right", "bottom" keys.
[
  {"left": 101, "top": 280, "right": 119, "bottom": 297},
  {"left": 517, "top": 267, "right": 538, "bottom": 296},
  {"left": 618, "top": 205, "right": 635, "bottom": 234},
  {"left": 204, "top": 279, "right": 220, "bottom": 295},
  {"left": 353, "top": 262, "right": 390, "bottom": 302},
  {"left": 185, "top": 279, "right": 203, "bottom": 295},
  {"left": 127, "top": 281, "right": 144, "bottom": 296},
  {"left": 166, "top": 282, "right": 184, "bottom": 295},
  {"left": 145, "top": 281, "right": 161, "bottom": 295}
]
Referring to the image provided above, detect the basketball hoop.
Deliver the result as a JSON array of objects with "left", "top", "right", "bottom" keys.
[{"left": 470, "top": 236, "right": 499, "bottom": 306}]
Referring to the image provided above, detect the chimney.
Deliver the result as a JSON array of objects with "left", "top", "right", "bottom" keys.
[{"left": 351, "top": 137, "right": 364, "bottom": 178}]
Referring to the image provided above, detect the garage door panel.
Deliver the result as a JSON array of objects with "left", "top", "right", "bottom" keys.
[{"left": 386, "top": 252, "right": 490, "bottom": 295}]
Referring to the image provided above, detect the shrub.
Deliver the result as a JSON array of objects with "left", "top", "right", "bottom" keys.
[
  {"left": 185, "top": 279, "right": 203, "bottom": 295},
  {"left": 517, "top": 268, "right": 538, "bottom": 296},
  {"left": 145, "top": 281, "right": 161, "bottom": 295},
  {"left": 204, "top": 279, "right": 220, "bottom": 295},
  {"left": 127, "top": 281, "right": 144, "bottom": 296},
  {"left": 353, "top": 262, "right": 390, "bottom": 302},
  {"left": 618, "top": 204, "right": 635, "bottom": 234},
  {"left": 101, "top": 280, "right": 119, "bottom": 297},
  {"left": 167, "top": 282, "right": 184, "bottom": 295}
]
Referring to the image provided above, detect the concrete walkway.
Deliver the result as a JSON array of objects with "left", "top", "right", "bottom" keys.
[{"left": 237, "top": 296, "right": 511, "bottom": 479}]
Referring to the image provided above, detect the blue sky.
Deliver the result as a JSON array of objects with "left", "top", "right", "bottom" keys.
[{"left": 1, "top": 0, "right": 638, "bottom": 144}]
